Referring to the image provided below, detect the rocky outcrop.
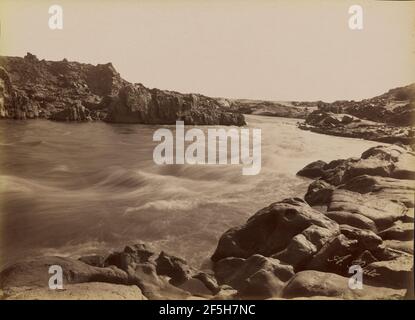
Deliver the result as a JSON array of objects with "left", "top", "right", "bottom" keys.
[
  {"left": 101, "top": 243, "right": 218, "bottom": 299},
  {"left": 379, "top": 221, "right": 414, "bottom": 241},
  {"left": 325, "top": 211, "right": 378, "bottom": 233},
  {"left": 341, "top": 175, "right": 415, "bottom": 208},
  {"left": 1, "top": 282, "right": 147, "bottom": 300},
  {"left": 0, "top": 66, "right": 13, "bottom": 118},
  {"left": 205, "top": 143, "right": 412, "bottom": 299},
  {"left": 365, "top": 255, "right": 413, "bottom": 289},
  {"left": 0, "top": 242, "right": 218, "bottom": 300},
  {"left": 211, "top": 198, "right": 339, "bottom": 263},
  {"left": 299, "top": 145, "right": 415, "bottom": 188},
  {"left": 209, "top": 193, "right": 406, "bottom": 289},
  {"left": 213, "top": 255, "right": 294, "bottom": 299},
  {"left": 300, "top": 114, "right": 414, "bottom": 145},
  {"left": 299, "top": 145, "right": 414, "bottom": 231},
  {"left": 105, "top": 84, "right": 245, "bottom": 125},
  {"left": 296, "top": 160, "right": 327, "bottom": 179},
  {"left": 304, "top": 180, "right": 335, "bottom": 205},
  {"left": 50, "top": 102, "right": 93, "bottom": 121},
  {"left": 328, "top": 190, "right": 406, "bottom": 229},
  {"left": 317, "top": 84, "right": 415, "bottom": 126},
  {"left": 0, "top": 53, "right": 245, "bottom": 125},
  {"left": 282, "top": 270, "right": 405, "bottom": 299},
  {"left": 0, "top": 256, "right": 129, "bottom": 289},
  {"left": 295, "top": 143, "right": 413, "bottom": 296},
  {"left": 299, "top": 83, "right": 415, "bottom": 144}
]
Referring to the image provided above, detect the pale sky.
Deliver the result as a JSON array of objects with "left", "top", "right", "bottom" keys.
[{"left": 0, "top": 0, "right": 414, "bottom": 102}]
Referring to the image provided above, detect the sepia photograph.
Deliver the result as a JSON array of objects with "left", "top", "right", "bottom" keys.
[{"left": 0, "top": 0, "right": 414, "bottom": 306}]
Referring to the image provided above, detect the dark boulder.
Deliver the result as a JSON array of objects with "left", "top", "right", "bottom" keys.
[
  {"left": 304, "top": 179, "right": 334, "bottom": 205},
  {"left": 213, "top": 254, "right": 294, "bottom": 299},
  {"left": 297, "top": 160, "right": 327, "bottom": 178},
  {"left": 211, "top": 198, "right": 339, "bottom": 262}
]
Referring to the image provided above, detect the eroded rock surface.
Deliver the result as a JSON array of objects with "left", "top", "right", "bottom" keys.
[
  {"left": 299, "top": 84, "right": 415, "bottom": 144},
  {"left": 282, "top": 270, "right": 405, "bottom": 299},
  {"left": 211, "top": 198, "right": 339, "bottom": 262},
  {"left": 0, "top": 243, "right": 217, "bottom": 300},
  {"left": 0, "top": 53, "right": 245, "bottom": 126}
]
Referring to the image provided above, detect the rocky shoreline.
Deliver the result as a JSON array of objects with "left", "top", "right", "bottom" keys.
[
  {"left": 299, "top": 113, "right": 414, "bottom": 145},
  {"left": 0, "top": 53, "right": 322, "bottom": 124},
  {"left": 1, "top": 143, "right": 413, "bottom": 300},
  {"left": 0, "top": 53, "right": 245, "bottom": 126},
  {"left": 298, "top": 84, "right": 415, "bottom": 146}
]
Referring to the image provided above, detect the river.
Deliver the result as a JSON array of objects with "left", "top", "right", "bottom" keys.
[{"left": 0, "top": 115, "right": 383, "bottom": 269}]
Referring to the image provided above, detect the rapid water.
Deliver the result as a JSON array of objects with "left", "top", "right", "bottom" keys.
[{"left": 0, "top": 115, "right": 383, "bottom": 269}]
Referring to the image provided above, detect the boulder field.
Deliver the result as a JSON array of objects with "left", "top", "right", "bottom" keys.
[{"left": 1, "top": 144, "right": 413, "bottom": 300}]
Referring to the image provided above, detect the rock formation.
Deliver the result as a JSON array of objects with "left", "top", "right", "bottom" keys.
[
  {"left": 0, "top": 243, "right": 219, "bottom": 300},
  {"left": 0, "top": 53, "right": 245, "bottom": 126},
  {"left": 299, "top": 84, "right": 415, "bottom": 144}
]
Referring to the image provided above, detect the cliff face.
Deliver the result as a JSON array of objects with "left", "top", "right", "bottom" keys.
[
  {"left": 0, "top": 53, "right": 245, "bottom": 126},
  {"left": 105, "top": 84, "right": 245, "bottom": 125}
]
